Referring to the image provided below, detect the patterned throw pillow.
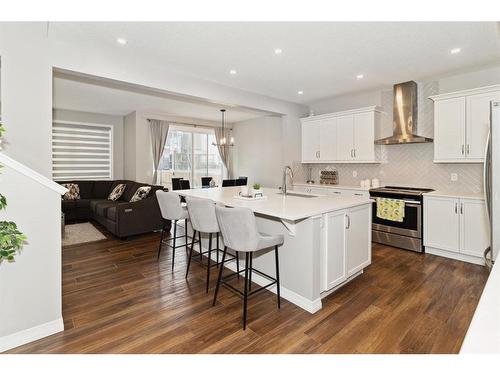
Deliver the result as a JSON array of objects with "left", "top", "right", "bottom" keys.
[
  {"left": 130, "top": 186, "right": 152, "bottom": 202},
  {"left": 108, "top": 184, "right": 126, "bottom": 201},
  {"left": 62, "top": 183, "right": 80, "bottom": 200}
]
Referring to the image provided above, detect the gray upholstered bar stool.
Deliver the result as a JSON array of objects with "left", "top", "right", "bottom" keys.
[
  {"left": 213, "top": 205, "right": 284, "bottom": 330},
  {"left": 184, "top": 196, "right": 239, "bottom": 293},
  {"left": 156, "top": 190, "right": 196, "bottom": 269}
]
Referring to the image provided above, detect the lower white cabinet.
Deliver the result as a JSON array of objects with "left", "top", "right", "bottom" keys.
[
  {"left": 322, "top": 204, "right": 371, "bottom": 291},
  {"left": 424, "top": 195, "right": 489, "bottom": 262}
]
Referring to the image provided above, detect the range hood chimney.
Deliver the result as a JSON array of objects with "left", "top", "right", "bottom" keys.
[{"left": 375, "top": 81, "right": 433, "bottom": 145}]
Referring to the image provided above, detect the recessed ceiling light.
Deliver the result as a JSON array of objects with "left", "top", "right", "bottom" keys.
[
  {"left": 297, "top": 91, "right": 304, "bottom": 95},
  {"left": 356, "top": 74, "right": 364, "bottom": 79},
  {"left": 274, "top": 48, "right": 283, "bottom": 55},
  {"left": 450, "top": 48, "right": 461, "bottom": 54},
  {"left": 229, "top": 69, "right": 237, "bottom": 75},
  {"left": 116, "top": 37, "right": 127, "bottom": 45}
]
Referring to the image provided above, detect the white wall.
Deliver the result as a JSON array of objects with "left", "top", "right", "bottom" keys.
[
  {"left": 53, "top": 109, "right": 125, "bottom": 179},
  {"left": 123, "top": 111, "right": 137, "bottom": 181},
  {"left": 233, "top": 116, "right": 284, "bottom": 188},
  {"left": 0, "top": 155, "right": 64, "bottom": 352}
]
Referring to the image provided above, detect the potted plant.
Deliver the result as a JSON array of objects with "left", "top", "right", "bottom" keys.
[
  {"left": 252, "top": 183, "right": 263, "bottom": 197},
  {"left": 0, "top": 123, "right": 27, "bottom": 263}
]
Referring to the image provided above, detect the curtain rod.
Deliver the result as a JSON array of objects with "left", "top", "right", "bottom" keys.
[{"left": 147, "top": 118, "right": 232, "bottom": 130}]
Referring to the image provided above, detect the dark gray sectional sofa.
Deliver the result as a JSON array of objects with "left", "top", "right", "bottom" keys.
[{"left": 58, "top": 180, "right": 169, "bottom": 238}]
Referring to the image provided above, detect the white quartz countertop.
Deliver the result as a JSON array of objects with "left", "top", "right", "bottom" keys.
[
  {"left": 293, "top": 182, "right": 371, "bottom": 191},
  {"left": 423, "top": 190, "right": 485, "bottom": 200},
  {"left": 175, "top": 187, "right": 371, "bottom": 221}
]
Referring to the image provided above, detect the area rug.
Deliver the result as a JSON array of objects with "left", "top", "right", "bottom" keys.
[{"left": 63, "top": 222, "right": 107, "bottom": 246}]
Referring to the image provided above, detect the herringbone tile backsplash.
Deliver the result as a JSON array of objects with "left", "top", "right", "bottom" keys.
[{"left": 294, "top": 81, "right": 484, "bottom": 194}]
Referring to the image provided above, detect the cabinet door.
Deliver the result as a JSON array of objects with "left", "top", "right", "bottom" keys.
[
  {"left": 460, "top": 199, "right": 490, "bottom": 257},
  {"left": 301, "top": 121, "right": 321, "bottom": 162},
  {"left": 336, "top": 115, "right": 355, "bottom": 161},
  {"left": 424, "top": 196, "right": 460, "bottom": 252},
  {"left": 434, "top": 97, "right": 466, "bottom": 161},
  {"left": 319, "top": 118, "right": 337, "bottom": 161},
  {"left": 353, "top": 112, "right": 375, "bottom": 161},
  {"left": 466, "top": 91, "right": 500, "bottom": 160},
  {"left": 346, "top": 204, "right": 372, "bottom": 277},
  {"left": 323, "top": 210, "right": 347, "bottom": 291}
]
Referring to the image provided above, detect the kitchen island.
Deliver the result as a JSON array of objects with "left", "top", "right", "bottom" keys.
[{"left": 175, "top": 186, "right": 372, "bottom": 313}]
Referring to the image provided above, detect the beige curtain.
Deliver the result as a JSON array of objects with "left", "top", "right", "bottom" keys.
[
  {"left": 149, "top": 119, "right": 170, "bottom": 184},
  {"left": 214, "top": 127, "right": 233, "bottom": 179}
]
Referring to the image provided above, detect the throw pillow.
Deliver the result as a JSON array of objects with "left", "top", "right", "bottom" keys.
[
  {"left": 108, "top": 184, "right": 126, "bottom": 201},
  {"left": 62, "top": 183, "right": 80, "bottom": 200},
  {"left": 130, "top": 186, "right": 152, "bottom": 202}
]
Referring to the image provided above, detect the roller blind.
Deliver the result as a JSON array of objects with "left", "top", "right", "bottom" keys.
[{"left": 52, "top": 120, "right": 113, "bottom": 181}]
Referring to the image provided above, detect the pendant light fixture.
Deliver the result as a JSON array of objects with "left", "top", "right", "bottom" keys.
[{"left": 212, "top": 109, "right": 234, "bottom": 147}]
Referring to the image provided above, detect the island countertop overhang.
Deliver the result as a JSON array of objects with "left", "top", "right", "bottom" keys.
[{"left": 174, "top": 186, "right": 372, "bottom": 221}]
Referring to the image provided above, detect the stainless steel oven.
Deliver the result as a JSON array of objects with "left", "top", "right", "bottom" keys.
[{"left": 369, "top": 186, "right": 434, "bottom": 252}]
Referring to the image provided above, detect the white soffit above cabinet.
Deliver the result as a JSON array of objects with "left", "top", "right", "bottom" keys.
[{"left": 48, "top": 22, "right": 500, "bottom": 104}]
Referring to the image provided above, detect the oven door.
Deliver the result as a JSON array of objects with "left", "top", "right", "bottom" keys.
[{"left": 371, "top": 199, "right": 422, "bottom": 238}]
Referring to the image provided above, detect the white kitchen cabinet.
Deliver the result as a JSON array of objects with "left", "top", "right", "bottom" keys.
[
  {"left": 433, "top": 97, "right": 466, "bottom": 161},
  {"left": 300, "top": 106, "right": 383, "bottom": 164},
  {"left": 323, "top": 204, "right": 371, "bottom": 292},
  {"left": 424, "top": 195, "right": 489, "bottom": 263},
  {"left": 301, "top": 120, "right": 321, "bottom": 162},
  {"left": 467, "top": 91, "right": 500, "bottom": 160},
  {"left": 424, "top": 196, "right": 460, "bottom": 252},
  {"left": 460, "top": 198, "right": 490, "bottom": 258},
  {"left": 336, "top": 115, "right": 354, "bottom": 161},
  {"left": 345, "top": 204, "right": 372, "bottom": 276},
  {"left": 430, "top": 85, "right": 500, "bottom": 163}
]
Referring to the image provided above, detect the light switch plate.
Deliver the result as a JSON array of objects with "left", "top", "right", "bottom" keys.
[{"left": 450, "top": 173, "right": 458, "bottom": 182}]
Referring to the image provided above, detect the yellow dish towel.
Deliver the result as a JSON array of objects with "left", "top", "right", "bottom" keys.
[{"left": 376, "top": 197, "right": 405, "bottom": 222}]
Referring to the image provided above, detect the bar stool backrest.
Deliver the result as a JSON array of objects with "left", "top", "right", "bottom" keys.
[
  {"left": 185, "top": 196, "right": 219, "bottom": 234},
  {"left": 215, "top": 205, "right": 260, "bottom": 252},
  {"left": 156, "top": 190, "right": 184, "bottom": 220}
]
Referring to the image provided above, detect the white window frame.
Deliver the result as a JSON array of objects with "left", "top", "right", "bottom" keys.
[{"left": 52, "top": 120, "right": 114, "bottom": 181}]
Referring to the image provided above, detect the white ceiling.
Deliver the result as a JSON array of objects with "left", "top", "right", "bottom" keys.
[
  {"left": 52, "top": 75, "right": 271, "bottom": 122},
  {"left": 48, "top": 22, "right": 500, "bottom": 103}
]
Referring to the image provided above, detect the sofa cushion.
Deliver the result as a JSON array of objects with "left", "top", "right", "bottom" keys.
[
  {"left": 62, "top": 200, "right": 77, "bottom": 210},
  {"left": 61, "top": 183, "right": 80, "bottom": 200},
  {"left": 108, "top": 184, "right": 127, "bottom": 201},
  {"left": 90, "top": 199, "right": 108, "bottom": 213},
  {"left": 94, "top": 201, "right": 120, "bottom": 218},
  {"left": 122, "top": 182, "right": 142, "bottom": 202},
  {"left": 92, "top": 181, "right": 114, "bottom": 199},
  {"left": 73, "top": 181, "right": 94, "bottom": 199},
  {"left": 130, "top": 186, "right": 152, "bottom": 202},
  {"left": 75, "top": 199, "right": 92, "bottom": 208}
]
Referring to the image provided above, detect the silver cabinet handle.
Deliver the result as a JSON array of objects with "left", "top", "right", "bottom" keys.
[
  {"left": 345, "top": 214, "right": 350, "bottom": 229},
  {"left": 455, "top": 203, "right": 458, "bottom": 214},
  {"left": 467, "top": 144, "right": 470, "bottom": 155},
  {"left": 462, "top": 145, "right": 465, "bottom": 155},
  {"left": 333, "top": 191, "right": 341, "bottom": 194},
  {"left": 354, "top": 149, "right": 356, "bottom": 158},
  {"left": 461, "top": 203, "right": 464, "bottom": 214},
  {"left": 318, "top": 150, "right": 321, "bottom": 158}
]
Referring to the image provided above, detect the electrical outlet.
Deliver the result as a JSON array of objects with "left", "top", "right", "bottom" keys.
[
  {"left": 450, "top": 173, "right": 458, "bottom": 182},
  {"left": 353, "top": 170, "right": 358, "bottom": 178}
]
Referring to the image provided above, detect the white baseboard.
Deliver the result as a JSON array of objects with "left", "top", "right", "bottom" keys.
[
  {"left": 0, "top": 318, "right": 64, "bottom": 353},
  {"left": 425, "top": 247, "right": 485, "bottom": 266}
]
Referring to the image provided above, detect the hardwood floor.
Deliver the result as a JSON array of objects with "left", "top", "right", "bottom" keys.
[{"left": 7, "top": 223, "right": 489, "bottom": 354}]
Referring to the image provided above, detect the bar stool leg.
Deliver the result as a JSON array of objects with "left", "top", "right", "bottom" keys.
[
  {"left": 157, "top": 219, "right": 165, "bottom": 260},
  {"left": 216, "top": 233, "right": 220, "bottom": 267},
  {"left": 185, "top": 230, "right": 197, "bottom": 278},
  {"left": 236, "top": 251, "right": 240, "bottom": 279},
  {"left": 243, "top": 252, "right": 250, "bottom": 330},
  {"left": 249, "top": 253, "right": 253, "bottom": 291},
  {"left": 206, "top": 233, "right": 212, "bottom": 293},
  {"left": 212, "top": 246, "right": 227, "bottom": 306},
  {"left": 171, "top": 220, "right": 177, "bottom": 270},
  {"left": 184, "top": 218, "right": 189, "bottom": 254},
  {"left": 275, "top": 245, "right": 281, "bottom": 309},
  {"left": 198, "top": 231, "right": 203, "bottom": 261}
]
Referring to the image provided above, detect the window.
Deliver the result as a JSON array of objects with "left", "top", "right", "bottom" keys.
[
  {"left": 158, "top": 125, "right": 225, "bottom": 189},
  {"left": 52, "top": 120, "right": 113, "bottom": 181}
]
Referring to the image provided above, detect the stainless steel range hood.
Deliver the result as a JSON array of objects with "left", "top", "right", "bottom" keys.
[{"left": 375, "top": 81, "right": 433, "bottom": 145}]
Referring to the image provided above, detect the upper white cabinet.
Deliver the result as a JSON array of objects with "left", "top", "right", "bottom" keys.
[
  {"left": 301, "top": 106, "right": 384, "bottom": 163},
  {"left": 430, "top": 85, "right": 500, "bottom": 163}
]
